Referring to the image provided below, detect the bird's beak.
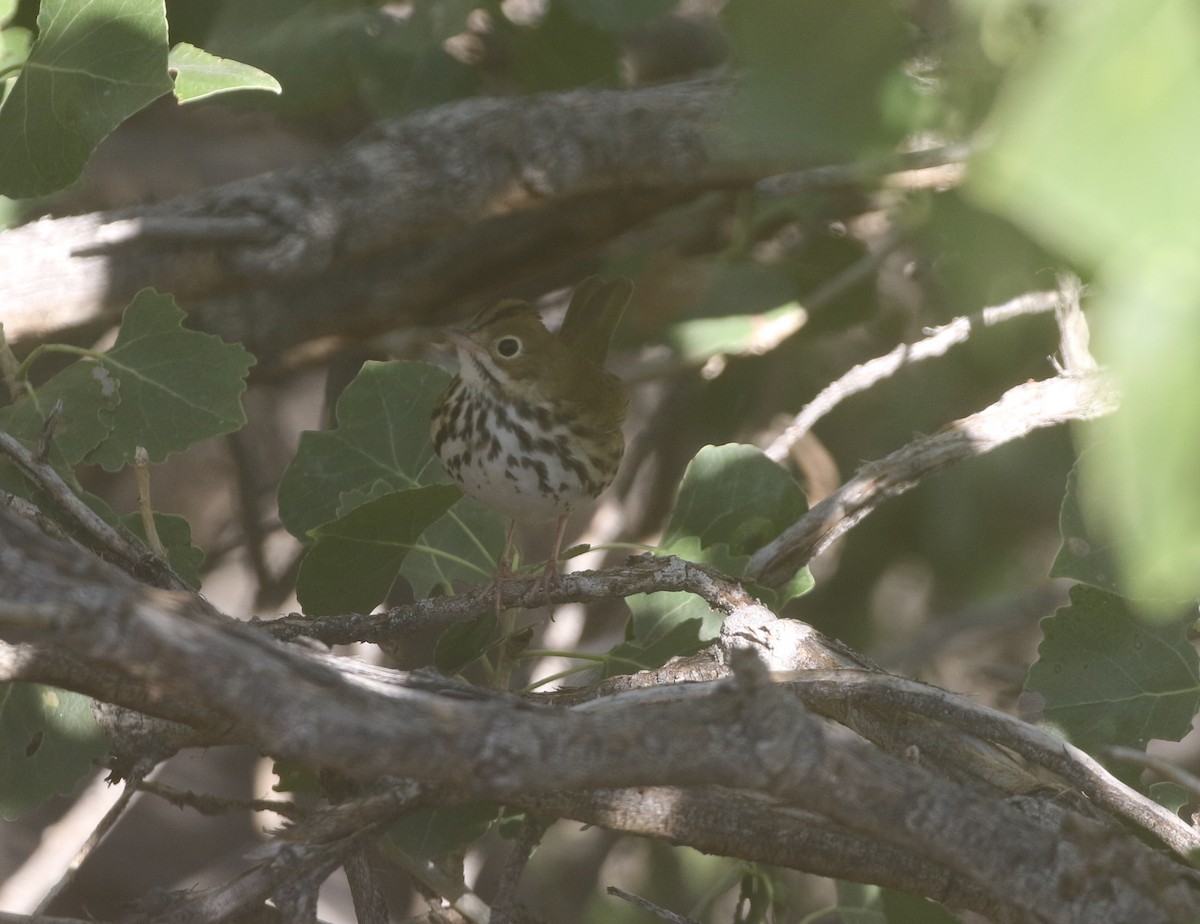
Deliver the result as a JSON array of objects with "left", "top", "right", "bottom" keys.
[{"left": 441, "top": 327, "right": 482, "bottom": 355}]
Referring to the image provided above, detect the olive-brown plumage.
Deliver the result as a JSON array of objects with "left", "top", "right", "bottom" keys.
[{"left": 431, "top": 277, "right": 632, "bottom": 595}]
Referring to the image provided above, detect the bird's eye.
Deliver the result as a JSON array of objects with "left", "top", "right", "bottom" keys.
[{"left": 495, "top": 336, "right": 522, "bottom": 358}]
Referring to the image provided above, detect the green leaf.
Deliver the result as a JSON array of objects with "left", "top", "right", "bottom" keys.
[
  {"left": 505, "top": 1, "right": 619, "bottom": 93},
  {"left": 619, "top": 445, "right": 812, "bottom": 672},
  {"left": 0, "top": 360, "right": 118, "bottom": 466},
  {"left": 296, "top": 485, "right": 461, "bottom": 617},
  {"left": 597, "top": 618, "right": 711, "bottom": 680},
  {"left": 664, "top": 444, "right": 807, "bottom": 556},
  {"left": 661, "top": 264, "right": 804, "bottom": 365},
  {"left": 1051, "top": 460, "right": 1120, "bottom": 594},
  {"left": 1078, "top": 275, "right": 1200, "bottom": 604},
  {"left": 119, "top": 511, "right": 204, "bottom": 589},
  {"left": 1024, "top": 585, "right": 1200, "bottom": 753},
  {"left": 434, "top": 612, "right": 498, "bottom": 674},
  {"left": 0, "top": 0, "right": 173, "bottom": 198},
  {"left": 0, "top": 684, "right": 108, "bottom": 820},
  {"left": 970, "top": 0, "right": 1200, "bottom": 269},
  {"left": 279, "top": 361, "right": 453, "bottom": 537},
  {"left": 403, "top": 496, "right": 506, "bottom": 597},
  {"left": 384, "top": 802, "right": 499, "bottom": 861},
  {"left": 86, "top": 289, "right": 255, "bottom": 471},
  {"left": 278, "top": 360, "right": 505, "bottom": 594},
  {"left": 168, "top": 42, "right": 281, "bottom": 103},
  {"left": 666, "top": 303, "right": 806, "bottom": 366},
  {"left": 969, "top": 0, "right": 1200, "bottom": 604},
  {"left": 625, "top": 536, "right": 734, "bottom": 651}
]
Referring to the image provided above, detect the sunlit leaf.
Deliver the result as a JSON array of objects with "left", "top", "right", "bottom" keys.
[
  {"left": 168, "top": 42, "right": 281, "bottom": 103},
  {"left": 0, "top": 0, "right": 172, "bottom": 197}
]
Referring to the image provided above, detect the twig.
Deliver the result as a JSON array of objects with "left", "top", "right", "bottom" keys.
[
  {"left": 1102, "top": 746, "right": 1200, "bottom": 800},
  {"left": 0, "top": 433, "right": 190, "bottom": 592},
  {"left": 747, "top": 370, "right": 1119, "bottom": 587},
  {"left": 490, "top": 815, "right": 543, "bottom": 924},
  {"left": 135, "top": 778, "right": 304, "bottom": 820},
  {"left": 755, "top": 143, "right": 971, "bottom": 198},
  {"left": 133, "top": 447, "right": 166, "bottom": 558},
  {"left": 32, "top": 766, "right": 149, "bottom": 916},
  {"left": 606, "top": 887, "right": 702, "bottom": 924},
  {"left": 764, "top": 288, "right": 1063, "bottom": 462}
]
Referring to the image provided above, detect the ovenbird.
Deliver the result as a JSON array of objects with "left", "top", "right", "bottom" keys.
[{"left": 431, "top": 276, "right": 633, "bottom": 599}]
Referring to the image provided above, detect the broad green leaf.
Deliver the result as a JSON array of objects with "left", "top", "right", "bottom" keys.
[
  {"left": 0, "top": 360, "right": 118, "bottom": 465},
  {"left": 1079, "top": 273, "right": 1200, "bottom": 604},
  {"left": 970, "top": 0, "right": 1200, "bottom": 604},
  {"left": 722, "top": 0, "right": 915, "bottom": 161},
  {"left": 661, "top": 263, "right": 804, "bottom": 364},
  {"left": 666, "top": 303, "right": 806, "bottom": 366},
  {"left": 86, "top": 290, "right": 254, "bottom": 471},
  {"left": 1025, "top": 585, "right": 1200, "bottom": 753},
  {"left": 434, "top": 611, "right": 498, "bottom": 674},
  {"left": 404, "top": 496, "right": 506, "bottom": 598},
  {"left": 971, "top": 0, "right": 1200, "bottom": 269},
  {"left": 278, "top": 360, "right": 505, "bottom": 594},
  {"left": 598, "top": 618, "right": 710, "bottom": 680},
  {"left": 168, "top": 43, "right": 281, "bottom": 103},
  {"left": 384, "top": 802, "right": 499, "bottom": 861},
  {"left": 279, "top": 361, "right": 453, "bottom": 537},
  {"left": 296, "top": 485, "right": 461, "bottom": 616},
  {"left": 0, "top": 0, "right": 18, "bottom": 24},
  {"left": 0, "top": 684, "right": 108, "bottom": 820},
  {"left": 0, "top": 0, "right": 173, "bottom": 198},
  {"left": 621, "top": 445, "right": 812, "bottom": 672},
  {"left": 1051, "top": 460, "right": 1120, "bottom": 594},
  {"left": 663, "top": 444, "right": 808, "bottom": 555},
  {"left": 119, "top": 511, "right": 204, "bottom": 589}
]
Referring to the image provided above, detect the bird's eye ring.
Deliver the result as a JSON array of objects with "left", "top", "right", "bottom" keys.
[{"left": 495, "top": 336, "right": 522, "bottom": 358}]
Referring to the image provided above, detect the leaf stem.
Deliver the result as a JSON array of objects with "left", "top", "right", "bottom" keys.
[{"left": 16, "top": 342, "right": 98, "bottom": 380}]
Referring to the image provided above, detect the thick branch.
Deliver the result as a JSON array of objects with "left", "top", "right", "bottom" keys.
[
  {"left": 0, "top": 76, "right": 966, "bottom": 371},
  {"left": 1, "top": 508, "right": 1197, "bottom": 923}
]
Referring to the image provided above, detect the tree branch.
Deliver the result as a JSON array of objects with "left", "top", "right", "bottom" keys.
[
  {"left": 0, "top": 76, "right": 966, "bottom": 372},
  {"left": 1, "top": 507, "right": 1197, "bottom": 923}
]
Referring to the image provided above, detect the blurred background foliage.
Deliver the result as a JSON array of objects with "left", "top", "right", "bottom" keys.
[{"left": 3, "top": 0, "right": 1199, "bottom": 921}]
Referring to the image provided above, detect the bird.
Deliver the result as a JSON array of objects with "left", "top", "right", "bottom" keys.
[{"left": 431, "top": 276, "right": 632, "bottom": 604}]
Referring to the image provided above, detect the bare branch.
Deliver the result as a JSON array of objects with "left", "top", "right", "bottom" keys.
[
  {"left": 0, "top": 433, "right": 190, "bottom": 592},
  {"left": 747, "top": 370, "right": 1119, "bottom": 587},
  {"left": 606, "top": 887, "right": 700, "bottom": 924},
  {"left": 764, "top": 288, "right": 1064, "bottom": 463}
]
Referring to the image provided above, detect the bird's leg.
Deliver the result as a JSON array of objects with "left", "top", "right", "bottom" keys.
[
  {"left": 531, "top": 515, "right": 570, "bottom": 603},
  {"left": 488, "top": 520, "right": 518, "bottom": 613}
]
